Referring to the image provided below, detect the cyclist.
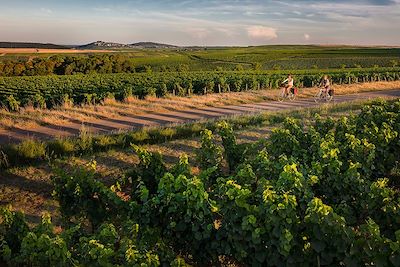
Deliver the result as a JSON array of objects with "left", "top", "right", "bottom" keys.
[
  {"left": 319, "top": 75, "right": 331, "bottom": 96},
  {"left": 282, "top": 74, "right": 294, "bottom": 96}
]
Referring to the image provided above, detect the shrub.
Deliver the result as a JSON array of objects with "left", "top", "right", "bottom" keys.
[
  {"left": 32, "top": 94, "right": 46, "bottom": 109},
  {"left": 93, "top": 135, "right": 118, "bottom": 150},
  {"left": 157, "top": 83, "right": 168, "bottom": 97},
  {"left": 60, "top": 94, "right": 73, "bottom": 108},
  {"left": 121, "top": 87, "right": 133, "bottom": 101},
  {"left": 47, "top": 138, "right": 76, "bottom": 157},
  {"left": 14, "top": 139, "right": 46, "bottom": 161},
  {"left": 125, "top": 130, "right": 150, "bottom": 145},
  {"left": 5, "top": 95, "right": 20, "bottom": 111},
  {"left": 150, "top": 127, "right": 177, "bottom": 142},
  {"left": 76, "top": 126, "right": 93, "bottom": 152}
]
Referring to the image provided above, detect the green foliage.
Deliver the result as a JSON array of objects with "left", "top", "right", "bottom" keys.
[
  {"left": 51, "top": 161, "right": 129, "bottom": 227},
  {"left": 32, "top": 93, "right": 47, "bottom": 109},
  {"left": 3, "top": 95, "right": 20, "bottom": 111},
  {"left": 12, "top": 139, "right": 46, "bottom": 162},
  {"left": 196, "top": 129, "right": 223, "bottom": 172},
  {"left": 3, "top": 99, "right": 400, "bottom": 266},
  {"left": 47, "top": 137, "right": 76, "bottom": 156},
  {"left": 217, "top": 121, "right": 246, "bottom": 172},
  {"left": 1, "top": 206, "right": 165, "bottom": 266},
  {"left": 0, "top": 67, "right": 399, "bottom": 108},
  {"left": 129, "top": 145, "right": 167, "bottom": 199}
]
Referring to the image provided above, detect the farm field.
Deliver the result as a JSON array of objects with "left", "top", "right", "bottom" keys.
[
  {"left": 1, "top": 46, "right": 399, "bottom": 72},
  {"left": 1, "top": 97, "right": 400, "bottom": 266},
  {"left": 0, "top": 45, "right": 400, "bottom": 267},
  {"left": 0, "top": 48, "right": 111, "bottom": 55},
  {"left": 0, "top": 97, "right": 387, "bottom": 221},
  {"left": 1, "top": 41, "right": 400, "bottom": 267},
  {"left": 0, "top": 81, "right": 399, "bottom": 145},
  {"left": 2, "top": 0, "right": 400, "bottom": 264},
  {"left": 1, "top": 67, "right": 399, "bottom": 111}
]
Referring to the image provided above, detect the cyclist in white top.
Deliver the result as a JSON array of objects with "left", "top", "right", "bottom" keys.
[{"left": 282, "top": 74, "right": 294, "bottom": 96}]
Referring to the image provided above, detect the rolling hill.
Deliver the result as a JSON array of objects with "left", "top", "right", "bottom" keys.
[
  {"left": 78, "top": 41, "right": 179, "bottom": 49},
  {"left": 0, "top": 42, "right": 70, "bottom": 49}
]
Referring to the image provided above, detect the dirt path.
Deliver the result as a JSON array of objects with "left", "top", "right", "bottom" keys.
[{"left": 1, "top": 89, "right": 399, "bottom": 145}]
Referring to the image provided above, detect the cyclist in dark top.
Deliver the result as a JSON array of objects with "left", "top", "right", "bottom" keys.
[{"left": 320, "top": 75, "right": 331, "bottom": 96}]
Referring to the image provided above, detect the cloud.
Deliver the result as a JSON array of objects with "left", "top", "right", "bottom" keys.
[
  {"left": 304, "top": 33, "right": 310, "bottom": 40},
  {"left": 186, "top": 27, "right": 209, "bottom": 39},
  {"left": 279, "top": 0, "right": 396, "bottom": 6},
  {"left": 93, "top": 7, "right": 112, "bottom": 12},
  {"left": 40, "top": 8, "right": 53, "bottom": 15},
  {"left": 247, "top": 26, "right": 278, "bottom": 40}
]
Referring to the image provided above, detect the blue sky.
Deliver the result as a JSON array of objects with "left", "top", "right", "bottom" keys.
[{"left": 0, "top": 0, "right": 399, "bottom": 46}]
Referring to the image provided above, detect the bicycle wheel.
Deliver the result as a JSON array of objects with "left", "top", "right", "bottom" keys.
[
  {"left": 288, "top": 92, "right": 296, "bottom": 101},
  {"left": 314, "top": 92, "right": 322, "bottom": 103},
  {"left": 278, "top": 91, "right": 285, "bottom": 102},
  {"left": 326, "top": 94, "right": 333, "bottom": 102}
]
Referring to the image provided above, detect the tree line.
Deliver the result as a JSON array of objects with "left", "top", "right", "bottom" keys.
[{"left": 0, "top": 54, "right": 138, "bottom": 76}]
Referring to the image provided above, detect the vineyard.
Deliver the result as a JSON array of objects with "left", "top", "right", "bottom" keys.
[
  {"left": 1, "top": 67, "right": 400, "bottom": 110},
  {"left": 1, "top": 46, "right": 399, "bottom": 75},
  {"left": 1, "top": 99, "right": 400, "bottom": 266}
]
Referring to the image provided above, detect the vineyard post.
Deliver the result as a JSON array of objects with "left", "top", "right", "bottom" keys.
[
  {"left": 218, "top": 84, "right": 221, "bottom": 93},
  {"left": 204, "top": 87, "right": 207, "bottom": 95},
  {"left": 227, "top": 84, "right": 231, "bottom": 92},
  {"left": 245, "top": 83, "right": 248, "bottom": 91}
]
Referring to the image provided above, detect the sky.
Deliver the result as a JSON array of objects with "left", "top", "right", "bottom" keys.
[{"left": 0, "top": 0, "right": 399, "bottom": 46}]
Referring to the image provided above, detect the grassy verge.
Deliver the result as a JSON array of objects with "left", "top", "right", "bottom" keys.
[
  {"left": 0, "top": 97, "right": 384, "bottom": 170},
  {"left": 0, "top": 97, "right": 387, "bottom": 224},
  {"left": 0, "top": 80, "right": 399, "bottom": 134}
]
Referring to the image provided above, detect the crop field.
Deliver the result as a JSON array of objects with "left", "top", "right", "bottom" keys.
[
  {"left": 0, "top": 45, "right": 399, "bottom": 111},
  {"left": 1, "top": 44, "right": 400, "bottom": 267},
  {"left": 1, "top": 68, "right": 400, "bottom": 110},
  {"left": 0, "top": 48, "right": 111, "bottom": 55},
  {"left": 1, "top": 46, "right": 399, "bottom": 70},
  {"left": 1, "top": 98, "right": 400, "bottom": 266}
]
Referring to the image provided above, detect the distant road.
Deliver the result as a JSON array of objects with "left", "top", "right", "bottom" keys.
[{"left": 0, "top": 89, "right": 399, "bottom": 145}]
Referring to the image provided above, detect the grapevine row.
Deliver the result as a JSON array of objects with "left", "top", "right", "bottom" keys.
[
  {"left": 1, "top": 99, "right": 400, "bottom": 266},
  {"left": 0, "top": 68, "right": 399, "bottom": 110}
]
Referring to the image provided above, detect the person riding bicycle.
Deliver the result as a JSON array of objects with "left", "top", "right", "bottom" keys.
[
  {"left": 282, "top": 74, "right": 294, "bottom": 96},
  {"left": 319, "top": 75, "right": 331, "bottom": 96}
]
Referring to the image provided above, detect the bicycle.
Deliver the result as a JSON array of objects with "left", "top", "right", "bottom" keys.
[
  {"left": 314, "top": 88, "right": 333, "bottom": 103},
  {"left": 278, "top": 87, "right": 297, "bottom": 102}
]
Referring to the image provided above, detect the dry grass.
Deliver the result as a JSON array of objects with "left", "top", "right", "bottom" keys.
[
  {"left": 0, "top": 99, "right": 374, "bottom": 223},
  {"left": 0, "top": 81, "right": 398, "bottom": 135},
  {"left": 300, "top": 81, "right": 400, "bottom": 98}
]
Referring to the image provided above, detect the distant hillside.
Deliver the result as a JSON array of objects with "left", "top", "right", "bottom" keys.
[
  {"left": 78, "top": 41, "right": 127, "bottom": 49},
  {"left": 79, "top": 41, "right": 178, "bottom": 49},
  {"left": 130, "top": 42, "right": 178, "bottom": 49},
  {"left": 0, "top": 42, "right": 69, "bottom": 49}
]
